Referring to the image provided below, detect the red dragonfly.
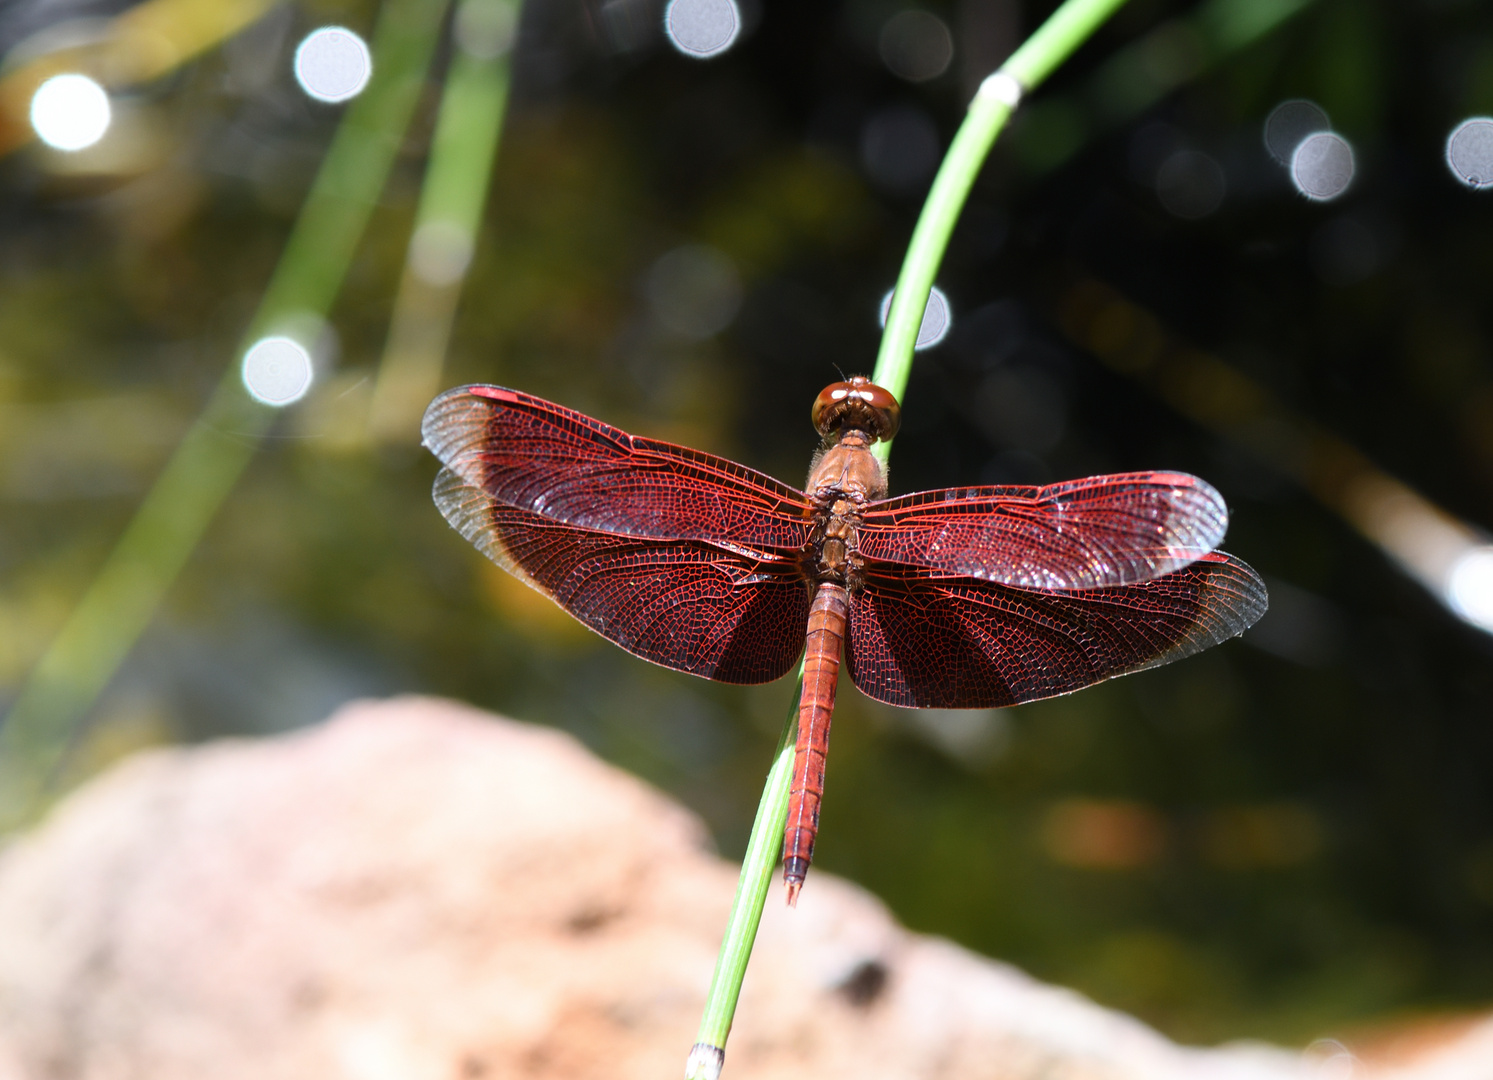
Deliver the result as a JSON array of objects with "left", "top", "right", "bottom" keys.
[{"left": 423, "top": 377, "right": 1267, "bottom": 903}]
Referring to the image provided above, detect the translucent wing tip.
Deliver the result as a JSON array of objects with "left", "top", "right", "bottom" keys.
[
  {"left": 1181, "top": 551, "right": 1270, "bottom": 650},
  {"left": 420, "top": 384, "right": 502, "bottom": 468},
  {"left": 1137, "top": 471, "right": 1229, "bottom": 551},
  {"left": 1121, "top": 472, "right": 1232, "bottom": 585},
  {"left": 1181, "top": 473, "right": 1229, "bottom": 548},
  {"left": 431, "top": 467, "right": 501, "bottom": 557},
  {"left": 1031, "top": 472, "right": 1234, "bottom": 589}
]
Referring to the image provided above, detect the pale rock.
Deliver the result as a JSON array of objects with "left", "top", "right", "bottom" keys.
[{"left": 0, "top": 697, "right": 1484, "bottom": 1079}]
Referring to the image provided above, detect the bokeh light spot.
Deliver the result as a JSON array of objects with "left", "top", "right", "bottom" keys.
[
  {"left": 646, "top": 245, "right": 741, "bottom": 339},
  {"left": 879, "top": 10, "right": 953, "bottom": 83},
  {"left": 663, "top": 0, "right": 740, "bottom": 59},
  {"left": 294, "top": 27, "right": 372, "bottom": 103},
  {"left": 1263, "top": 99, "right": 1330, "bottom": 164},
  {"left": 1446, "top": 118, "right": 1493, "bottom": 189},
  {"left": 1304, "top": 1040, "right": 1359, "bottom": 1080},
  {"left": 242, "top": 337, "right": 314, "bottom": 405},
  {"left": 1447, "top": 546, "right": 1493, "bottom": 633},
  {"left": 410, "top": 221, "right": 475, "bottom": 286},
  {"left": 1291, "top": 132, "right": 1354, "bottom": 201},
  {"left": 879, "top": 285, "right": 951, "bottom": 350},
  {"left": 1043, "top": 799, "right": 1166, "bottom": 869},
  {"left": 30, "top": 73, "right": 111, "bottom": 151},
  {"left": 1155, "top": 150, "right": 1225, "bottom": 220},
  {"left": 456, "top": 0, "right": 518, "bottom": 60}
]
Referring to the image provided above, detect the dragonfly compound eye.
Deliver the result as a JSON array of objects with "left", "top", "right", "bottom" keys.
[{"left": 811, "top": 377, "right": 901, "bottom": 440}]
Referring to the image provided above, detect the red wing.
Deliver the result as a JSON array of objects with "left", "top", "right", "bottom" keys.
[
  {"left": 858, "top": 472, "right": 1229, "bottom": 589},
  {"left": 423, "top": 385, "right": 815, "bottom": 550},
  {"left": 846, "top": 551, "right": 1266, "bottom": 708},
  {"left": 435, "top": 469, "right": 811, "bottom": 684}
]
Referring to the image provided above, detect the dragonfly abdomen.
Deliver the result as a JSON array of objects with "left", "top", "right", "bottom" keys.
[{"left": 783, "top": 581, "right": 848, "bottom": 906}]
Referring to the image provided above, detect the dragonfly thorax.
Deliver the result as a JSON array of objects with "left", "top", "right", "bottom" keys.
[
  {"left": 805, "top": 430, "right": 884, "bottom": 585},
  {"left": 805, "top": 429, "right": 886, "bottom": 505}
]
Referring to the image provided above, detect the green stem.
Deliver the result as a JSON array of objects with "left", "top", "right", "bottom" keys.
[
  {"left": 872, "top": 0, "right": 1133, "bottom": 465},
  {"left": 0, "top": 0, "right": 453, "bottom": 828},
  {"left": 687, "top": 670, "right": 802, "bottom": 1074},
  {"left": 685, "top": 0, "right": 1133, "bottom": 1076},
  {"left": 370, "top": 0, "right": 517, "bottom": 441}
]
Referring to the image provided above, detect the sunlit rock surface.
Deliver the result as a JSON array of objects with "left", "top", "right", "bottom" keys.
[{"left": 0, "top": 697, "right": 1484, "bottom": 1080}]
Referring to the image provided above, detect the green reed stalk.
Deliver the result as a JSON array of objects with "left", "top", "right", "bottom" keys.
[
  {"left": 0, "top": 0, "right": 452, "bottom": 828},
  {"left": 370, "top": 0, "right": 518, "bottom": 442},
  {"left": 685, "top": 1, "right": 1133, "bottom": 1076},
  {"left": 873, "top": 0, "right": 1135, "bottom": 443}
]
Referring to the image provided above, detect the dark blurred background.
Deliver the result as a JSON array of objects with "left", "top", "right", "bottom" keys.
[{"left": 2, "top": 0, "right": 1492, "bottom": 1049}]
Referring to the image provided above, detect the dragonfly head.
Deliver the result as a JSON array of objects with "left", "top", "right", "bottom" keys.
[{"left": 811, "top": 376, "right": 901, "bottom": 442}]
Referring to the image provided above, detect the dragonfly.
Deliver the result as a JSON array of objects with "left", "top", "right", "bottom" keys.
[{"left": 422, "top": 377, "right": 1267, "bottom": 903}]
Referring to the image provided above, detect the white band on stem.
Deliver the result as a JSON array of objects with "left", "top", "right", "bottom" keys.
[
  {"left": 977, "top": 71, "right": 1023, "bottom": 108},
  {"left": 685, "top": 1043, "right": 725, "bottom": 1080}
]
